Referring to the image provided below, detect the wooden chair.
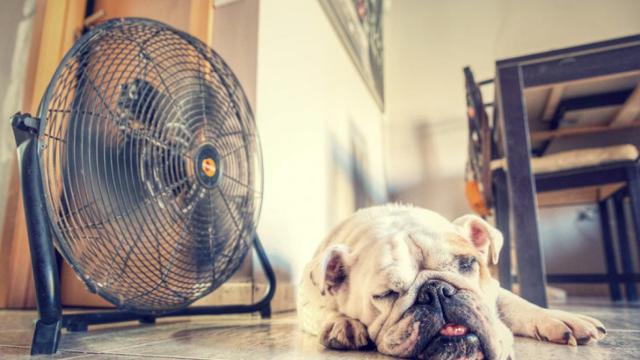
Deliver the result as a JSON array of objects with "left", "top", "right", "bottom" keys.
[{"left": 464, "top": 66, "right": 640, "bottom": 301}]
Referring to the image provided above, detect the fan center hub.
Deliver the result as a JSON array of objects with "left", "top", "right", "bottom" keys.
[
  {"left": 202, "top": 158, "right": 216, "bottom": 177},
  {"left": 195, "top": 144, "right": 221, "bottom": 188}
]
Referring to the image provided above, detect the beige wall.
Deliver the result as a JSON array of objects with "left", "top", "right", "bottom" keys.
[{"left": 255, "top": 0, "right": 387, "bottom": 286}]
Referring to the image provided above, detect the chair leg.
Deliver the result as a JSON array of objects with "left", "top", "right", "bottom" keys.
[
  {"left": 494, "top": 171, "right": 512, "bottom": 291},
  {"left": 598, "top": 199, "right": 622, "bottom": 301},
  {"left": 613, "top": 193, "right": 638, "bottom": 301}
]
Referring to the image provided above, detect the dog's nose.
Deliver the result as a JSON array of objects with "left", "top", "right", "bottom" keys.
[{"left": 416, "top": 279, "right": 457, "bottom": 306}]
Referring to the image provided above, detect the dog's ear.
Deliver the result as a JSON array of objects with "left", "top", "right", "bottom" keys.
[
  {"left": 453, "top": 215, "right": 504, "bottom": 265},
  {"left": 316, "top": 244, "right": 351, "bottom": 296}
]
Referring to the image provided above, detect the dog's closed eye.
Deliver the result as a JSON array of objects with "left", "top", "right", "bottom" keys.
[
  {"left": 457, "top": 255, "right": 478, "bottom": 273},
  {"left": 372, "top": 290, "right": 399, "bottom": 301}
]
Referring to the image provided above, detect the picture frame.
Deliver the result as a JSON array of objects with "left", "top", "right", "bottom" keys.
[{"left": 319, "top": 0, "right": 384, "bottom": 110}]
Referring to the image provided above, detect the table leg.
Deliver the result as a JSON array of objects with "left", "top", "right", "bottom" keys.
[
  {"left": 494, "top": 170, "right": 512, "bottom": 291},
  {"left": 598, "top": 199, "right": 622, "bottom": 301},
  {"left": 625, "top": 165, "right": 640, "bottom": 290},
  {"left": 496, "top": 66, "right": 547, "bottom": 307},
  {"left": 613, "top": 193, "right": 638, "bottom": 301}
]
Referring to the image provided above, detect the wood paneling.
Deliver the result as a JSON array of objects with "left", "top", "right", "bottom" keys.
[
  {"left": 530, "top": 122, "right": 640, "bottom": 142},
  {"left": 94, "top": 0, "right": 214, "bottom": 46},
  {"left": 542, "top": 85, "right": 565, "bottom": 121},
  {"left": 536, "top": 183, "right": 625, "bottom": 208},
  {"left": 611, "top": 84, "right": 640, "bottom": 127}
]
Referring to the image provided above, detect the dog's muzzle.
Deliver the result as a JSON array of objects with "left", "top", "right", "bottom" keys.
[{"left": 409, "top": 280, "right": 493, "bottom": 360}]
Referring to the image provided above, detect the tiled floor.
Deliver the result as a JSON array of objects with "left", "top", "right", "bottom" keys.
[{"left": 0, "top": 299, "right": 638, "bottom": 359}]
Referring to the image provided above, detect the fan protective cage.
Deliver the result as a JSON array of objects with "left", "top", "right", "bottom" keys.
[{"left": 36, "top": 18, "right": 263, "bottom": 314}]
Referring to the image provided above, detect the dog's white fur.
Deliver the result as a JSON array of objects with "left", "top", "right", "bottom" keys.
[{"left": 298, "top": 204, "right": 606, "bottom": 359}]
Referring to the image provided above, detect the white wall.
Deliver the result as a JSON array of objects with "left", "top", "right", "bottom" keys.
[{"left": 255, "top": 0, "right": 386, "bottom": 285}]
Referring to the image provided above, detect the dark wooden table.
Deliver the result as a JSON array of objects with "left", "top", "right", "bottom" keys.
[{"left": 494, "top": 34, "right": 640, "bottom": 307}]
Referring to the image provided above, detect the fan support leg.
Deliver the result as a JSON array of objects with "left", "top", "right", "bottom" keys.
[
  {"left": 20, "top": 140, "right": 63, "bottom": 355},
  {"left": 253, "top": 235, "right": 276, "bottom": 319},
  {"left": 259, "top": 305, "right": 271, "bottom": 319}
]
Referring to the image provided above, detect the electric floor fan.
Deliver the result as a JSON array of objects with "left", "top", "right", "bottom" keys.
[{"left": 10, "top": 18, "right": 275, "bottom": 355}]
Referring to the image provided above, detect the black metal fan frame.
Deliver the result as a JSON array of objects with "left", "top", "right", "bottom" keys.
[{"left": 12, "top": 114, "right": 275, "bottom": 355}]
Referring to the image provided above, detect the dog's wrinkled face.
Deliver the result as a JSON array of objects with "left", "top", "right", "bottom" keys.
[{"left": 313, "top": 208, "right": 505, "bottom": 359}]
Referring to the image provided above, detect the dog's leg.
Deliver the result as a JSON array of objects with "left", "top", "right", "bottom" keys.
[
  {"left": 298, "top": 291, "right": 372, "bottom": 350},
  {"left": 298, "top": 268, "right": 372, "bottom": 350},
  {"left": 319, "top": 312, "right": 373, "bottom": 350},
  {"left": 298, "top": 293, "right": 372, "bottom": 350},
  {"left": 497, "top": 288, "right": 606, "bottom": 345}
]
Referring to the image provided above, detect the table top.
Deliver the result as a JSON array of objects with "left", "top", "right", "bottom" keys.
[
  {"left": 496, "top": 33, "right": 640, "bottom": 68},
  {"left": 491, "top": 33, "right": 640, "bottom": 155}
]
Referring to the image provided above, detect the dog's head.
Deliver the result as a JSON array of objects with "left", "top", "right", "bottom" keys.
[{"left": 311, "top": 206, "right": 506, "bottom": 359}]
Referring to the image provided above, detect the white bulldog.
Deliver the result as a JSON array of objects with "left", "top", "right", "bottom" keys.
[{"left": 298, "top": 205, "right": 606, "bottom": 359}]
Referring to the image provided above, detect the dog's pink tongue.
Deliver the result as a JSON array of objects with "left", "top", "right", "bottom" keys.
[{"left": 439, "top": 324, "right": 468, "bottom": 337}]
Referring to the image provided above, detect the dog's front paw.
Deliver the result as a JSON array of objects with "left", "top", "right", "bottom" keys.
[
  {"left": 320, "top": 316, "right": 372, "bottom": 350},
  {"left": 495, "top": 321, "right": 516, "bottom": 360},
  {"left": 533, "top": 309, "right": 606, "bottom": 346}
]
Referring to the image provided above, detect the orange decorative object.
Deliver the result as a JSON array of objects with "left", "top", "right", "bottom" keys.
[
  {"left": 467, "top": 106, "right": 476, "bottom": 119},
  {"left": 465, "top": 180, "right": 490, "bottom": 217}
]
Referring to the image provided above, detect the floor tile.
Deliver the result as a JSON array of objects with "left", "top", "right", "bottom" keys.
[
  {"left": 2, "top": 298, "right": 639, "bottom": 359},
  {"left": 0, "top": 345, "right": 80, "bottom": 360},
  {"left": 554, "top": 299, "right": 640, "bottom": 330},
  {"left": 514, "top": 330, "right": 640, "bottom": 360}
]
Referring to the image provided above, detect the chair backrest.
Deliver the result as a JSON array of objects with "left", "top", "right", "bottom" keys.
[{"left": 464, "top": 67, "right": 493, "bottom": 215}]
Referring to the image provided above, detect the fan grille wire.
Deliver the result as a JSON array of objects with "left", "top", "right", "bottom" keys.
[{"left": 37, "top": 18, "right": 262, "bottom": 313}]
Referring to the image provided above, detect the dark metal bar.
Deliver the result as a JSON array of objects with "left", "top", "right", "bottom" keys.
[
  {"left": 613, "top": 194, "right": 638, "bottom": 301},
  {"left": 598, "top": 200, "right": 622, "bottom": 301},
  {"left": 546, "top": 273, "right": 640, "bottom": 283},
  {"left": 18, "top": 139, "right": 63, "bottom": 355},
  {"left": 493, "top": 170, "right": 512, "bottom": 291},
  {"left": 624, "top": 166, "right": 640, "bottom": 294},
  {"left": 496, "top": 65, "right": 548, "bottom": 307},
  {"left": 522, "top": 44, "right": 640, "bottom": 88},
  {"left": 478, "top": 78, "right": 494, "bottom": 86},
  {"left": 535, "top": 163, "right": 630, "bottom": 192},
  {"left": 496, "top": 34, "right": 640, "bottom": 67},
  {"left": 554, "top": 89, "right": 632, "bottom": 113}
]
